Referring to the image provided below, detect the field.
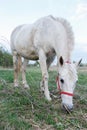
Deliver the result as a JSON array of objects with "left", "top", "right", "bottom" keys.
[{"left": 0, "top": 66, "right": 87, "bottom": 130}]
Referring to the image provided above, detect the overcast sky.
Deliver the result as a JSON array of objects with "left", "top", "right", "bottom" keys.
[{"left": 0, "top": 0, "right": 87, "bottom": 63}]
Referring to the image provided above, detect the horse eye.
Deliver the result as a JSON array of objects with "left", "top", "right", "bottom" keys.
[{"left": 60, "top": 79, "right": 64, "bottom": 84}]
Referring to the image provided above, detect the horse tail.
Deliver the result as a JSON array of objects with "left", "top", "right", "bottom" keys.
[
  {"left": 17, "top": 55, "right": 22, "bottom": 73},
  {"left": 56, "top": 17, "right": 74, "bottom": 51}
]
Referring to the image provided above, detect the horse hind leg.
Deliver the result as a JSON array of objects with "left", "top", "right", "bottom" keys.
[
  {"left": 13, "top": 51, "right": 19, "bottom": 87},
  {"left": 22, "top": 58, "right": 29, "bottom": 89}
]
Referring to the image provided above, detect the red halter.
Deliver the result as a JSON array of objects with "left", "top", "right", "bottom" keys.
[{"left": 56, "top": 61, "right": 74, "bottom": 97}]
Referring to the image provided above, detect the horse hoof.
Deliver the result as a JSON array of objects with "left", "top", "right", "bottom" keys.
[
  {"left": 14, "top": 83, "right": 19, "bottom": 87},
  {"left": 24, "top": 84, "right": 30, "bottom": 89},
  {"left": 46, "top": 96, "right": 52, "bottom": 101}
]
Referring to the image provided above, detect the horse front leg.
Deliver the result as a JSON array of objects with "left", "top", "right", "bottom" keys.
[
  {"left": 40, "top": 54, "right": 55, "bottom": 92},
  {"left": 13, "top": 51, "right": 19, "bottom": 87},
  {"left": 39, "top": 49, "right": 51, "bottom": 101},
  {"left": 22, "top": 58, "right": 29, "bottom": 89}
]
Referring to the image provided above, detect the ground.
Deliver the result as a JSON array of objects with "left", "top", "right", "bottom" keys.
[{"left": 0, "top": 66, "right": 87, "bottom": 130}]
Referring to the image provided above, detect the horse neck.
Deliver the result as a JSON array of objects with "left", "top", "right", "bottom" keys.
[
  {"left": 63, "top": 53, "right": 71, "bottom": 62},
  {"left": 55, "top": 49, "right": 71, "bottom": 62}
]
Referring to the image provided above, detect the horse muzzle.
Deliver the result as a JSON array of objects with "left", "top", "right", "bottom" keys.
[{"left": 62, "top": 103, "right": 73, "bottom": 113}]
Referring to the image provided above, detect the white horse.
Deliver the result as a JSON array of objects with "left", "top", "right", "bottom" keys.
[{"left": 10, "top": 15, "right": 81, "bottom": 111}]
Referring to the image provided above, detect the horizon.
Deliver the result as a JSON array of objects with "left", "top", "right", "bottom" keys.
[{"left": 0, "top": 37, "right": 86, "bottom": 64}]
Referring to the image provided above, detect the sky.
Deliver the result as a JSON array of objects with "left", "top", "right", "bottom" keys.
[{"left": 0, "top": 0, "right": 87, "bottom": 63}]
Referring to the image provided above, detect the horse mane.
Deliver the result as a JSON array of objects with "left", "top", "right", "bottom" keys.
[{"left": 56, "top": 17, "right": 74, "bottom": 52}]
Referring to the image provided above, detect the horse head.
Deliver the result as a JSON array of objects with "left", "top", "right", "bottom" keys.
[{"left": 57, "top": 56, "right": 82, "bottom": 112}]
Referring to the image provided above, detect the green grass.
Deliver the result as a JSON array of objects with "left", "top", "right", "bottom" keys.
[{"left": 0, "top": 66, "right": 87, "bottom": 130}]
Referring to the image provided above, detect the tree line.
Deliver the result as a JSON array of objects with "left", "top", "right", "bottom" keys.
[{"left": 0, "top": 47, "right": 13, "bottom": 67}]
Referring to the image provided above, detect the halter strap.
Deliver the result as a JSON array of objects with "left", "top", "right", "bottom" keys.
[
  {"left": 56, "top": 76, "right": 74, "bottom": 97},
  {"left": 65, "top": 61, "right": 71, "bottom": 64},
  {"left": 60, "top": 91, "right": 74, "bottom": 96}
]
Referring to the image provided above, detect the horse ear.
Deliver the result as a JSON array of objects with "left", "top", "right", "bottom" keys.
[
  {"left": 76, "top": 58, "right": 82, "bottom": 67},
  {"left": 59, "top": 56, "right": 64, "bottom": 66},
  {"left": 77, "top": 58, "right": 82, "bottom": 66}
]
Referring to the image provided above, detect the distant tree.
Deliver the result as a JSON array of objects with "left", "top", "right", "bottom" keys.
[
  {"left": 0, "top": 47, "right": 3, "bottom": 65},
  {"left": 0, "top": 46, "right": 13, "bottom": 67}
]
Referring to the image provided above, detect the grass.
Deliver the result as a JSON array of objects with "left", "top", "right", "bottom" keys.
[{"left": 0, "top": 66, "right": 87, "bottom": 130}]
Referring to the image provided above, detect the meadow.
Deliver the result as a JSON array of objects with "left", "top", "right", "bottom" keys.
[{"left": 0, "top": 66, "right": 87, "bottom": 130}]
